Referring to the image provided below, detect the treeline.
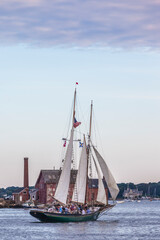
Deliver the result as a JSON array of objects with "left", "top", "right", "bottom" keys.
[
  {"left": 0, "top": 186, "right": 34, "bottom": 198},
  {"left": 0, "top": 182, "right": 160, "bottom": 199},
  {"left": 117, "top": 182, "right": 160, "bottom": 199}
]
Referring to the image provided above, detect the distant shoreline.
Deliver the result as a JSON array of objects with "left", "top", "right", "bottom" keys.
[{"left": 0, "top": 182, "right": 160, "bottom": 199}]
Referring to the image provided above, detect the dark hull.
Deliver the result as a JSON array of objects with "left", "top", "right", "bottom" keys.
[
  {"left": 30, "top": 210, "right": 100, "bottom": 222},
  {"left": 30, "top": 205, "right": 114, "bottom": 223}
]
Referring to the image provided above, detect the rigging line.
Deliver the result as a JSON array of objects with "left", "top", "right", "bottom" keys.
[
  {"left": 62, "top": 94, "right": 74, "bottom": 140},
  {"left": 75, "top": 95, "right": 82, "bottom": 137},
  {"left": 59, "top": 97, "right": 74, "bottom": 168},
  {"left": 92, "top": 108, "right": 107, "bottom": 160},
  {"left": 73, "top": 96, "right": 81, "bottom": 170},
  {"left": 72, "top": 89, "right": 82, "bottom": 138},
  {"left": 73, "top": 130, "right": 77, "bottom": 169},
  {"left": 73, "top": 129, "right": 85, "bottom": 136},
  {"left": 72, "top": 144, "right": 78, "bottom": 202},
  {"left": 91, "top": 151, "right": 100, "bottom": 178},
  {"left": 77, "top": 95, "right": 90, "bottom": 136},
  {"left": 89, "top": 143, "right": 97, "bottom": 179},
  {"left": 71, "top": 132, "right": 78, "bottom": 202},
  {"left": 88, "top": 148, "right": 96, "bottom": 207},
  {"left": 92, "top": 109, "right": 98, "bottom": 149}
]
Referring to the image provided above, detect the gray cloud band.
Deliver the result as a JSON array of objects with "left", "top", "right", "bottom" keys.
[{"left": 0, "top": 0, "right": 160, "bottom": 48}]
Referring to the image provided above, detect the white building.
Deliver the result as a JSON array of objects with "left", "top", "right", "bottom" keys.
[{"left": 123, "top": 187, "right": 143, "bottom": 200}]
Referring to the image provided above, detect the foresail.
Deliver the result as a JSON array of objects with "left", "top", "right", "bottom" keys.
[
  {"left": 92, "top": 155, "right": 107, "bottom": 205},
  {"left": 72, "top": 135, "right": 87, "bottom": 204},
  {"left": 54, "top": 128, "right": 74, "bottom": 204},
  {"left": 93, "top": 146, "right": 119, "bottom": 201}
]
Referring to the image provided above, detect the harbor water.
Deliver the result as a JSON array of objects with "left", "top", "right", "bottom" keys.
[{"left": 0, "top": 201, "right": 160, "bottom": 240}]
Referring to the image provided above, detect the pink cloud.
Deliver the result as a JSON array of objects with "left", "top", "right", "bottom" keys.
[{"left": 0, "top": 0, "right": 160, "bottom": 49}]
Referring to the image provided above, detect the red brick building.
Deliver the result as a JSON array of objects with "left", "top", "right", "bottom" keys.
[
  {"left": 35, "top": 169, "right": 108, "bottom": 204},
  {"left": 12, "top": 187, "right": 29, "bottom": 204}
]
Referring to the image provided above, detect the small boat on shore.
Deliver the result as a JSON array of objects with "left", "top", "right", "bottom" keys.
[{"left": 30, "top": 85, "right": 119, "bottom": 222}]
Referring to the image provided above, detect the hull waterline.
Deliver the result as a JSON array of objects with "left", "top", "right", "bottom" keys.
[
  {"left": 30, "top": 205, "right": 114, "bottom": 223},
  {"left": 30, "top": 210, "right": 100, "bottom": 222}
]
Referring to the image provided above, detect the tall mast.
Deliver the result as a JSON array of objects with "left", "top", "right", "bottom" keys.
[
  {"left": 72, "top": 88, "right": 76, "bottom": 126},
  {"left": 89, "top": 100, "right": 93, "bottom": 140},
  {"left": 55, "top": 87, "right": 76, "bottom": 204},
  {"left": 85, "top": 100, "right": 93, "bottom": 204}
]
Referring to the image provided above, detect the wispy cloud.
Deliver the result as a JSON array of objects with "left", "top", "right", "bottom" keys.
[
  {"left": 0, "top": 0, "right": 160, "bottom": 49},
  {"left": 106, "top": 94, "right": 160, "bottom": 100}
]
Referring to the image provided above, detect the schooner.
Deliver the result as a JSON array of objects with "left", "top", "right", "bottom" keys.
[{"left": 30, "top": 86, "right": 119, "bottom": 222}]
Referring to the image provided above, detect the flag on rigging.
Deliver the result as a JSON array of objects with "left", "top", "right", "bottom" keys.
[
  {"left": 73, "top": 118, "right": 81, "bottom": 128},
  {"left": 79, "top": 141, "right": 83, "bottom": 147},
  {"left": 63, "top": 140, "right": 66, "bottom": 147}
]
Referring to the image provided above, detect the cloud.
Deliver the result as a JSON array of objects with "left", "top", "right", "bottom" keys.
[
  {"left": 0, "top": 0, "right": 160, "bottom": 49},
  {"left": 106, "top": 94, "right": 160, "bottom": 101}
]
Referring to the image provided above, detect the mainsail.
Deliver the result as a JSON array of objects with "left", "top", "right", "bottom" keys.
[
  {"left": 54, "top": 128, "right": 74, "bottom": 204},
  {"left": 93, "top": 146, "right": 119, "bottom": 200},
  {"left": 92, "top": 155, "right": 107, "bottom": 205},
  {"left": 72, "top": 135, "right": 87, "bottom": 204}
]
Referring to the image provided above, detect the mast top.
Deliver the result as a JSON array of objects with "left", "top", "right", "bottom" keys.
[
  {"left": 75, "top": 82, "right": 78, "bottom": 88},
  {"left": 73, "top": 87, "right": 77, "bottom": 125}
]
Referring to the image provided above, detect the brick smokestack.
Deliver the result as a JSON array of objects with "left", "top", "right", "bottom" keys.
[{"left": 24, "top": 157, "right": 29, "bottom": 188}]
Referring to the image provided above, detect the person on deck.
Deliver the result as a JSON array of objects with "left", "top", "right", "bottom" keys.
[
  {"left": 82, "top": 209, "right": 86, "bottom": 215},
  {"left": 65, "top": 206, "right": 69, "bottom": 214},
  {"left": 62, "top": 206, "right": 65, "bottom": 213},
  {"left": 86, "top": 208, "right": 91, "bottom": 214},
  {"left": 70, "top": 204, "right": 74, "bottom": 212},
  {"left": 59, "top": 206, "right": 62, "bottom": 213}
]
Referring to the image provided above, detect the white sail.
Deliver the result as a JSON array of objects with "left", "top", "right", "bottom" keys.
[
  {"left": 54, "top": 128, "right": 74, "bottom": 204},
  {"left": 92, "top": 155, "right": 107, "bottom": 205},
  {"left": 72, "top": 135, "right": 87, "bottom": 204},
  {"left": 93, "top": 146, "right": 119, "bottom": 201}
]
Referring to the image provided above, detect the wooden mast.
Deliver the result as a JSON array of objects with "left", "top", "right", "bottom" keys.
[
  {"left": 89, "top": 101, "right": 93, "bottom": 205},
  {"left": 89, "top": 100, "right": 93, "bottom": 139},
  {"left": 71, "top": 87, "right": 76, "bottom": 203},
  {"left": 72, "top": 88, "right": 76, "bottom": 126},
  {"left": 85, "top": 100, "right": 93, "bottom": 204}
]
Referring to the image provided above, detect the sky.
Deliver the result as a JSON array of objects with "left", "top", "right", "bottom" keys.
[{"left": 0, "top": 0, "right": 160, "bottom": 188}]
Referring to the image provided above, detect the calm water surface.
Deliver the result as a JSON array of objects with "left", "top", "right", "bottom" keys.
[{"left": 0, "top": 201, "right": 160, "bottom": 240}]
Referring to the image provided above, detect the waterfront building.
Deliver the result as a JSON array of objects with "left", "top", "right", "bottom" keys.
[
  {"left": 12, "top": 187, "right": 29, "bottom": 204},
  {"left": 123, "top": 187, "right": 143, "bottom": 200},
  {"left": 29, "top": 189, "right": 39, "bottom": 202},
  {"left": 35, "top": 169, "right": 108, "bottom": 204}
]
